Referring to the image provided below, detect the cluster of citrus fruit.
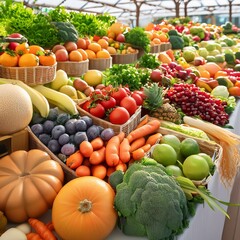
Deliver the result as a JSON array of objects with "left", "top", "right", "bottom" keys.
[
  {"left": 0, "top": 43, "right": 56, "bottom": 67},
  {"left": 151, "top": 134, "right": 215, "bottom": 181}
]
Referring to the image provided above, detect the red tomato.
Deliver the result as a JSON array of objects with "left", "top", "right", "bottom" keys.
[
  {"left": 133, "top": 90, "right": 146, "bottom": 100},
  {"left": 111, "top": 87, "right": 128, "bottom": 104},
  {"left": 100, "top": 96, "right": 116, "bottom": 110},
  {"left": 81, "top": 100, "right": 92, "bottom": 112},
  {"left": 131, "top": 92, "right": 143, "bottom": 106},
  {"left": 89, "top": 103, "right": 105, "bottom": 118},
  {"left": 120, "top": 96, "right": 137, "bottom": 116},
  {"left": 109, "top": 107, "right": 130, "bottom": 124}
]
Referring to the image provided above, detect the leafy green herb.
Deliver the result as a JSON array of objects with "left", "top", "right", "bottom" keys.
[
  {"left": 137, "top": 53, "right": 160, "bottom": 69},
  {"left": 124, "top": 27, "right": 150, "bottom": 53},
  {"left": 102, "top": 64, "right": 150, "bottom": 91}
]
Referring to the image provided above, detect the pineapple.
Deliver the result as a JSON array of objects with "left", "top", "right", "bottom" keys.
[{"left": 143, "top": 83, "right": 182, "bottom": 123}]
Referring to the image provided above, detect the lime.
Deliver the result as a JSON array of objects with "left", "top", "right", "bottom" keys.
[
  {"left": 182, "top": 154, "right": 209, "bottom": 180},
  {"left": 152, "top": 144, "right": 177, "bottom": 166},
  {"left": 198, "top": 153, "right": 214, "bottom": 168},
  {"left": 180, "top": 138, "right": 200, "bottom": 158},
  {"left": 165, "top": 165, "right": 183, "bottom": 177},
  {"left": 160, "top": 134, "right": 181, "bottom": 152}
]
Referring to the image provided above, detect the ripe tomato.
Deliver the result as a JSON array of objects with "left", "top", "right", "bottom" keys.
[
  {"left": 109, "top": 107, "right": 130, "bottom": 125},
  {"left": 89, "top": 103, "right": 105, "bottom": 118},
  {"left": 120, "top": 96, "right": 137, "bottom": 116},
  {"left": 81, "top": 100, "right": 92, "bottom": 112},
  {"left": 131, "top": 92, "right": 143, "bottom": 106},
  {"left": 111, "top": 87, "right": 128, "bottom": 105},
  {"left": 100, "top": 96, "right": 116, "bottom": 110},
  {"left": 133, "top": 90, "right": 146, "bottom": 100}
]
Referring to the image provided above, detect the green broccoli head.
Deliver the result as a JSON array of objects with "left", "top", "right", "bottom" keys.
[{"left": 114, "top": 161, "right": 190, "bottom": 240}]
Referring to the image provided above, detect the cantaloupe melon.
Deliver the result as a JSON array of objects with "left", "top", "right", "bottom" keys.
[{"left": 0, "top": 84, "right": 33, "bottom": 135}]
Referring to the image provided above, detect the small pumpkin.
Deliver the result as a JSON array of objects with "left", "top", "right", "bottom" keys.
[
  {"left": 0, "top": 149, "right": 64, "bottom": 223},
  {"left": 52, "top": 176, "right": 117, "bottom": 240}
]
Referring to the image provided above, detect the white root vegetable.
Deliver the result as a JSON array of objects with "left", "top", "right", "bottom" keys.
[
  {"left": 16, "top": 223, "right": 31, "bottom": 234},
  {"left": 0, "top": 228, "right": 27, "bottom": 240},
  {"left": 183, "top": 116, "right": 240, "bottom": 187}
]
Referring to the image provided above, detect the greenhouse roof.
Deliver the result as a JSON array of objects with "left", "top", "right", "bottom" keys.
[{"left": 22, "top": 0, "right": 240, "bottom": 23}]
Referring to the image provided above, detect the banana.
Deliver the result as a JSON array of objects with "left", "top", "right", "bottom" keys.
[
  {"left": 33, "top": 84, "right": 78, "bottom": 115},
  {"left": 0, "top": 78, "right": 50, "bottom": 118}
]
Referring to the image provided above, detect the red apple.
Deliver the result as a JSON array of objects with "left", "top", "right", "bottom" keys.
[
  {"left": 93, "top": 35, "right": 101, "bottom": 42},
  {"left": 8, "top": 42, "right": 19, "bottom": 51},
  {"left": 64, "top": 41, "right": 78, "bottom": 52},
  {"left": 52, "top": 44, "right": 66, "bottom": 53},
  {"left": 102, "top": 36, "right": 109, "bottom": 42},
  {"left": 73, "top": 78, "right": 89, "bottom": 91},
  {"left": 116, "top": 33, "right": 125, "bottom": 42},
  {"left": 55, "top": 49, "right": 69, "bottom": 61},
  {"left": 150, "top": 69, "right": 163, "bottom": 82},
  {"left": 193, "top": 56, "right": 206, "bottom": 66},
  {"left": 84, "top": 37, "right": 91, "bottom": 49},
  {"left": 8, "top": 33, "right": 23, "bottom": 38}
]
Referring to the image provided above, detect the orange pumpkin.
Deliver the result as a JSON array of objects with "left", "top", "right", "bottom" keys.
[
  {"left": 0, "top": 149, "right": 64, "bottom": 223},
  {"left": 52, "top": 176, "right": 117, "bottom": 240}
]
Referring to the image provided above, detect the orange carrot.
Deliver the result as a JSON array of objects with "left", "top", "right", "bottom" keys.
[
  {"left": 90, "top": 137, "right": 104, "bottom": 150},
  {"left": 127, "top": 119, "right": 160, "bottom": 143},
  {"left": 146, "top": 132, "right": 162, "bottom": 146},
  {"left": 130, "top": 137, "right": 146, "bottom": 153},
  {"left": 45, "top": 222, "right": 54, "bottom": 231},
  {"left": 28, "top": 218, "right": 56, "bottom": 240},
  {"left": 91, "top": 164, "right": 107, "bottom": 179},
  {"left": 106, "top": 132, "right": 125, "bottom": 167},
  {"left": 79, "top": 141, "right": 94, "bottom": 157},
  {"left": 26, "top": 232, "right": 43, "bottom": 240},
  {"left": 115, "top": 161, "right": 127, "bottom": 172},
  {"left": 136, "top": 115, "right": 149, "bottom": 129},
  {"left": 66, "top": 151, "right": 83, "bottom": 169},
  {"left": 119, "top": 138, "right": 131, "bottom": 163},
  {"left": 75, "top": 165, "right": 91, "bottom": 177},
  {"left": 132, "top": 148, "right": 145, "bottom": 161},
  {"left": 89, "top": 146, "right": 106, "bottom": 165},
  {"left": 141, "top": 143, "right": 151, "bottom": 152}
]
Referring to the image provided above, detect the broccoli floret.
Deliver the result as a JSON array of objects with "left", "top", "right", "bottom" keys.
[
  {"left": 169, "top": 35, "right": 184, "bottom": 49},
  {"left": 113, "top": 160, "right": 191, "bottom": 240}
]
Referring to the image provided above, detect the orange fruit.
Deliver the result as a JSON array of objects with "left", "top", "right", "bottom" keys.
[
  {"left": 152, "top": 38, "right": 161, "bottom": 44},
  {"left": 199, "top": 69, "right": 211, "bottom": 79},
  {"left": 144, "top": 31, "right": 153, "bottom": 40},
  {"left": 88, "top": 43, "right": 101, "bottom": 53},
  {"left": 228, "top": 86, "right": 240, "bottom": 97},
  {"left": 18, "top": 53, "right": 39, "bottom": 67},
  {"left": 107, "top": 46, "right": 117, "bottom": 54},
  {"left": 0, "top": 51, "right": 19, "bottom": 67},
  {"left": 145, "top": 23, "right": 155, "bottom": 31},
  {"left": 15, "top": 42, "right": 29, "bottom": 55},
  {"left": 85, "top": 49, "right": 96, "bottom": 59},
  {"left": 77, "top": 49, "right": 88, "bottom": 60},
  {"left": 161, "top": 27, "right": 170, "bottom": 33},
  {"left": 96, "top": 49, "right": 111, "bottom": 59},
  {"left": 28, "top": 45, "right": 44, "bottom": 55},
  {"left": 69, "top": 50, "right": 83, "bottom": 62},
  {"left": 214, "top": 70, "right": 228, "bottom": 79},
  {"left": 39, "top": 50, "right": 56, "bottom": 66},
  {"left": 107, "top": 31, "right": 116, "bottom": 40},
  {"left": 76, "top": 38, "right": 87, "bottom": 49},
  {"left": 97, "top": 39, "right": 109, "bottom": 49},
  {"left": 159, "top": 33, "right": 169, "bottom": 42},
  {"left": 109, "top": 22, "right": 124, "bottom": 35}
]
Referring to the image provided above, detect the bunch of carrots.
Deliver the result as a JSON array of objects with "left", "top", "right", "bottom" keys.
[
  {"left": 26, "top": 218, "right": 56, "bottom": 240},
  {"left": 65, "top": 117, "right": 162, "bottom": 180}
]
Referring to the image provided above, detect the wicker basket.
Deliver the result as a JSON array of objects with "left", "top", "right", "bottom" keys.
[
  {"left": 111, "top": 51, "right": 139, "bottom": 64},
  {"left": 152, "top": 126, "right": 223, "bottom": 186},
  {"left": 57, "top": 60, "right": 89, "bottom": 77},
  {"left": 159, "top": 43, "right": 172, "bottom": 52},
  {"left": 88, "top": 57, "right": 112, "bottom": 71},
  {"left": 0, "top": 63, "right": 57, "bottom": 86},
  {"left": 150, "top": 44, "right": 161, "bottom": 53},
  {"left": 77, "top": 105, "right": 142, "bottom": 135}
]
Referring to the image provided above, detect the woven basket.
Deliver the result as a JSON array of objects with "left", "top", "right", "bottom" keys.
[
  {"left": 77, "top": 105, "right": 142, "bottom": 135},
  {"left": 0, "top": 63, "right": 57, "bottom": 86},
  {"left": 88, "top": 57, "right": 112, "bottom": 71},
  {"left": 154, "top": 126, "right": 223, "bottom": 186},
  {"left": 57, "top": 60, "right": 89, "bottom": 77},
  {"left": 111, "top": 51, "right": 139, "bottom": 64},
  {"left": 150, "top": 44, "right": 161, "bottom": 53},
  {"left": 159, "top": 43, "right": 172, "bottom": 52}
]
